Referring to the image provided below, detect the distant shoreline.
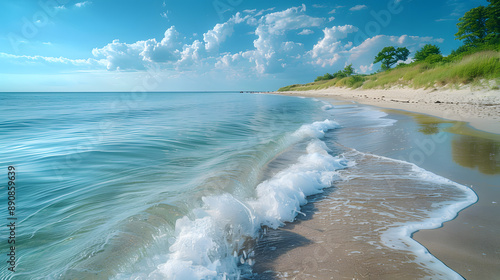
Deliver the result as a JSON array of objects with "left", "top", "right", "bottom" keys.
[{"left": 268, "top": 86, "right": 500, "bottom": 134}]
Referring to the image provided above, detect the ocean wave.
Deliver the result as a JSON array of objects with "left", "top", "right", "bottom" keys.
[{"left": 147, "top": 120, "right": 347, "bottom": 279}]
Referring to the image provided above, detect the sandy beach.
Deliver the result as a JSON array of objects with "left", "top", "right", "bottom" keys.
[
  {"left": 253, "top": 88, "right": 500, "bottom": 279},
  {"left": 275, "top": 87, "right": 500, "bottom": 134}
]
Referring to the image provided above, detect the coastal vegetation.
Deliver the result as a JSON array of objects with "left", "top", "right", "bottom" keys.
[{"left": 279, "top": 0, "right": 500, "bottom": 92}]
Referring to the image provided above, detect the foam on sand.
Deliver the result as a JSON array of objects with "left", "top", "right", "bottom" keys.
[{"left": 151, "top": 120, "right": 347, "bottom": 279}]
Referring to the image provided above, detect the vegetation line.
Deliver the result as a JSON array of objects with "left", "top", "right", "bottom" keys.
[{"left": 278, "top": 0, "right": 500, "bottom": 92}]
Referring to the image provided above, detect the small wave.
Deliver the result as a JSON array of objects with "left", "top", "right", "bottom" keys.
[
  {"left": 147, "top": 120, "right": 347, "bottom": 279},
  {"left": 346, "top": 150, "right": 477, "bottom": 279}
]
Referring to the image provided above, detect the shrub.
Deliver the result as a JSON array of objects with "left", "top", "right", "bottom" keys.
[{"left": 425, "top": 54, "right": 444, "bottom": 64}]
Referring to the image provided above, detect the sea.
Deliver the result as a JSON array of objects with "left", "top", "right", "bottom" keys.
[{"left": 0, "top": 92, "right": 479, "bottom": 279}]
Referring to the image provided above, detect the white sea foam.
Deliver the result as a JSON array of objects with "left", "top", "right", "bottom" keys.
[
  {"left": 350, "top": 150, "right": 477, "bottom": 279},
  {"left": 152, "top": 120, "right": 347, "bottom": 279}
]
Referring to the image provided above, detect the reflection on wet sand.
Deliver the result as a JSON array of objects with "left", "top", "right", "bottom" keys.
[
  {"left": 383, "top": 109, "right": 500, "bottom": 175},
  {"left": 452, "top": 135, "right": 500, "bottom": 175}
]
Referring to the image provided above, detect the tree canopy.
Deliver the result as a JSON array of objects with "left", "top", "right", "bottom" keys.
[
  {"left": 373, "top": 46, "right": 410, "bottom": 70},
  {"left": 455, "top": 6, "right": 489, "bottom": 45},
  {"left": 414, "top": 44, "right": 441, "bottom": 61},
  {"left": 455, "top": 0, "right": 500, "bottom": 46}
]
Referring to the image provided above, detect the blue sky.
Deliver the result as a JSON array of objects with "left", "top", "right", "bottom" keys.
[{"left": 0, "top": 0, "right": 487, "bottom": 92}]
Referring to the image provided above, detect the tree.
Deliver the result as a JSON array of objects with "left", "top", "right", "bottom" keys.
[
  {"left": 486, "top": 0, "right": 500, "bottom": 38},
  {"left": 455, "top": 6, "right": 488, "bottom": 45},
  {"left": 414, "top": 44, "right": 441, "bottom": 61},
  {"left": 373, "top": 46, "right": 410, "bottom": 70},
  {"left": 343, "top": 64, "right": 355, "bottom": 76}
]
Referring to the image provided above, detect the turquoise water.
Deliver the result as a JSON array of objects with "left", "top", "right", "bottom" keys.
[
  {"left": 0, "top": 92, "right": 476, "bottom": 279},
  {"left": 0, "top": 92, "right": 339, "bottom": 279}
]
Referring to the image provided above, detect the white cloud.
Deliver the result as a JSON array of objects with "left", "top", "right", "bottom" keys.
[
  {"left": 298, "top": 29, "right": 314, "bottom": 35},
  {"left": 142, "top": 26, "right": 182, "bottom": 62},
  {"left": 255, "top": 7, "right": 276, "bottom": 17},
  {"left": 328, "top": 9, "right": 336, "bottom": 14},
  {"left": 312, "top": 4, "right": 326, "bottom": 8},
  {"left": 310, "top": 25, "right": 358, "bottom": 67},
  {"left": 1, "top": 4, "right": 446, "bottom": 89},
  {"left": 359, "top": 63, "right": 374, "bottom": 73},
  {"left": 92, "top": 26, "right": 182, "bottom": 70},
  {"left": 161, "top": 11, "right": 168, "bottom": 19},
  {"left": 75, "top": 1, "right": 91, "bottom": 8},
  {"left": 178, "top": 40, "right": 205, "bottom": 67},
  {"left": 262, "top": 5, "right": 323, "bottom": 35},
  {"left": 203, "top": 13, "right": 247, "bottom": 52},
  {"left": 0, "top": 52, "right": 104, "bottom": 67},
  {"left": 244, "top": 4, "right": 324, "bottom": 73},
  {"left": 349, "top": 5, "right": 367, "bottom": 11},
  {"left": 329, "top": 17, "right": 335, "bottom": 22}
]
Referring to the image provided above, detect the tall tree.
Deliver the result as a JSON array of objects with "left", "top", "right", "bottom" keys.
[
  {"left": 373, "top": 46, "right": 410, "bottom": 70},
  {"left": 414, "top": 44, "right": 441, "bottom": 61},
  {"left": 455, "top": 6, "right": 488, "bottom": 45},
  {"left": 343, "top": 64, "right": 355, "bottom": 76},
  {"left": 486, "top": 0, "right": 500, "bottom": 37}
]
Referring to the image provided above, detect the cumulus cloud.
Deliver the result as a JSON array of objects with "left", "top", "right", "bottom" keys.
[
  {"left": 92, "top": 26, "right": 181, "bottom": 70},
  {"left": 310, "top": 25, "right": 358, "bottom": 67},
  {"left": 203, "top": 13, "right": 247, "bottom": 52},
  {"left": 240, "top": 4, "right": 323, "bottom": 73},
  {"left": 262, "top": 4, "right": 323, "bottom": 35},
  {"left": 3, "top": 4, "right": 446, "bottom": 83},
  {"left": 349, "top": 5, "right": 367, "bottom": 11}
]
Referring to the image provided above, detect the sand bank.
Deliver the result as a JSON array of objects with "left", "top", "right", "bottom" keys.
[{"left": 274, "top": 87, "right": 500, "bottom": 134}]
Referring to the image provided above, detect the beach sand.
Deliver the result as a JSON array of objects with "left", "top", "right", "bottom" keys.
[
  {"left": 275, "top": 87, "right": 500, "bottom": 134},
  {"left": 253, "top": 89, "right": 500, "bottom": 279}
]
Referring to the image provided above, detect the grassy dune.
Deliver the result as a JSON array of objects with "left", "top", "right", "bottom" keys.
[{"left": 278, "top": 51, "right": 500, "bottom": 92}]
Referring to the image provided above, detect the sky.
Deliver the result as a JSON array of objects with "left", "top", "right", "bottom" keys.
[{"left": 0, "top": 0, "right": 488, "bottom": 92}]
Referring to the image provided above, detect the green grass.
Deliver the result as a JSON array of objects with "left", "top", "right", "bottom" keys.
[{"left": 277, "top": 51, "right": 500, "bottom": 92}]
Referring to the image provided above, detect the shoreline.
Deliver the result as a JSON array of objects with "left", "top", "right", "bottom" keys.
[
  {"left": 270, "top": 87, "right": 500, "bottom": 134},
  {"left": 252, "top": 90, "right": 500, "bottom": 279}
]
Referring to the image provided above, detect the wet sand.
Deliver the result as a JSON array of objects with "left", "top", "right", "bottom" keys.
[
  {"left": 273, "top": 87, "right": 500, "bottom": 134},
  {"left": 251, "top": 98, "right": 500, "bottom": 279}
]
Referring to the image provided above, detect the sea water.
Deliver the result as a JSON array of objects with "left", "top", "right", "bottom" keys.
[{"left": 0, "top": 92, "right": 476, "bottom": 279}]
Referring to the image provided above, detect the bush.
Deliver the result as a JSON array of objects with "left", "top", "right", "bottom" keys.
[
  {"left": 414, "top": 44, "right": 441, "bottom": 61},
  {"left": 425, "top": 54, "right": 444, "bottom": 64},
  {"left": 315, "top": 73, "right": 334, "bottom": 82}
]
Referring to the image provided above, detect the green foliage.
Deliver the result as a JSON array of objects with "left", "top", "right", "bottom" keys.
[
  {"left": 486, "top": 0, "right": 500, "bottom": 36},
  {"left": 456, "top": 6, "right": 489, "bottom": 45},
  {"left": 281, "top": 1, "right": 500, "bottom": 93},
  {"left": 278, "top": 51, "right": 500, "bottom": 92},
  {"left": 449, "top": 40, "right": 500, "bottom": 60},
  {"left": 315, "top": 73, "right": 334, "bottom": 82},
  {"left": 425, "top": 54, "right": 444, "bottom": 64},
  {"left": 314, "top": 64, "right": 356, "bottom": 82},
  {"left": 455, "top": 1, "right": 500, "bottom": 46},
  {"left": 414, "top": 44, "right": 441, "bottom": 61},
  {"left": 343, "top": 64, "right": 355, "bottom": 76},
  {"left": 373, "top": 46, "right": 410, "bottom": 70},
  {"left": 336, "top": 75, "right": 365, "bottom": 88}
]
